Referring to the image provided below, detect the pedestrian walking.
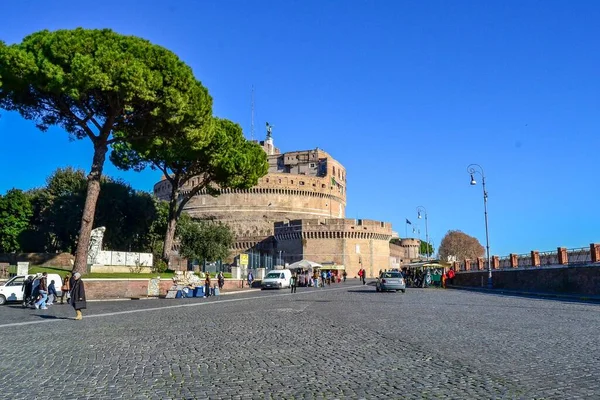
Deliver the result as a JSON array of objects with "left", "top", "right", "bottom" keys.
[
  {"left": 47, "top": 280, "right": 57, "bottom": 306},
  {"left": 217, "top": 271, "right": 225, "bottom": 291},
  {"left": 60, "top": 273, "right": 71, "bottom": 304},
  {"left": 204, "top": 273, "right": 212, "bottom": 297},
  {"left": 70, "top": 272, "right": 86, "bottom": 320},
  {"left": 342, "top": 270, "right": 347, "bottom": 283},
  {"left": 290, "top": 272, "right": 297, "bottom": 293},
  {"left": 441, "top": 271, "right": 447, "bottom": 289},
  {"left": 22, "top": 276, "right": 34, "bottom": 307},
  {"left": 447, "top": 268, "right": 456, "bottom": 285},
  {"left": 247, "top": 271, "right": 254, "bottom": 287},
  {"left": 361, "top": 268, "right": 366, "bottom": 285},
  {"left": 34, "top": 272, "right": 48, "bottom": 310}
]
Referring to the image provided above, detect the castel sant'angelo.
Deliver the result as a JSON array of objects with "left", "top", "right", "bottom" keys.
[{"left": 154, "top": 126, "right": 420, "bottom": 278}]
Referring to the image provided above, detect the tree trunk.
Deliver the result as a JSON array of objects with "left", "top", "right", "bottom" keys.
[
  {"left": 72, "top": 142, "right": 108, "bottom": 274},
  {"left": 162, "top": 184, "right": 181, "bottom": 264}
]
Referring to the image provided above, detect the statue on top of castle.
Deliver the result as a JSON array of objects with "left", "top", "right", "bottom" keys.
[{"left": 266, "top": 122, "right": 273, "bottom": 138}]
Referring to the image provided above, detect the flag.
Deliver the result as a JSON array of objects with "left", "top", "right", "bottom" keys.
[
  {"left": 406, "top": 219, "right": 412, "bottom": 225},
  {"left": 331, "top": 176, "right": 337, "bottom": 186}
]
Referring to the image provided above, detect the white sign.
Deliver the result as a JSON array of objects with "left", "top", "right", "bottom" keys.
[{"left": 16, "top": 262, "right": 29, "bottom": 276}]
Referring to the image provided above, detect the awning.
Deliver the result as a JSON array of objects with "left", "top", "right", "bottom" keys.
[{"left": 288, "top": 259, "right": 322, "bottom": 271}]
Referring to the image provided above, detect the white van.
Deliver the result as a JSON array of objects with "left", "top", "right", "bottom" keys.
[
  {"left": 0, "top": 273, "right": 63, "bottom": 305},
  {"left": 261, "top": 269, "right": 292, "bottom": 290}
]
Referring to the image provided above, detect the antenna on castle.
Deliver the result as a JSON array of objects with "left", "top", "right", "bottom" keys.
[{"left": 250, "top": 85, "right": 255, "bottom": 140}]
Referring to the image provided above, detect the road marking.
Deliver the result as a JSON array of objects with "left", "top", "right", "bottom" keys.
[{"left": 0, "top": 283, "right": 364, "bottom": 329}]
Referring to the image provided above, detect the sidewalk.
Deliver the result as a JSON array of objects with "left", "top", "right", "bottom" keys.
[
  {"left": 89, "top": 287, "right": 261, "bottom": 302},
  {"left": 448, "top": 285, "right": 600, "bottom": 303}
]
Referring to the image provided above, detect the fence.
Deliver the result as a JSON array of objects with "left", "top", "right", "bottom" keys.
[{"left": 455, "top": 243, "right": 599, "bottom": 271}]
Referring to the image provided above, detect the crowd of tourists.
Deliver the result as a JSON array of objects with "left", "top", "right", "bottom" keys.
[{"left": 24, "top": 271, "right": 86, "bottom": 320}]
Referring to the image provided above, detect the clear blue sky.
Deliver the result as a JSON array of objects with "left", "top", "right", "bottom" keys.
[{"left": 1, "top": 0, "right": 599, "bottom": 256}]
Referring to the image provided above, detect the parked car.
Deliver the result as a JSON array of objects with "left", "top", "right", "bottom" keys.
[
  {"left": 261, "top": 269, "right": 292, "bottom": 290},
  {"left": 0, "top": 274, "right": 63, "bottom": 305},
  {"left": 376, "top": 271, "right": 406, "bottom": 293}
]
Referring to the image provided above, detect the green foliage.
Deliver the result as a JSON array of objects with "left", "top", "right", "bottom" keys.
[
  {"left": 1, "top": 167, "right": 168, "bottom": 254},
  {"left": 0, "top": 189, "right": 33, "bottom": 252},
  {"left": 30, "top": 167, "right": 87, "bottom": 253},
  {"left": 419, "top": 241, "right": 434, "bottom": 256},
  {"left": 111, "top": 116, "right": 268, "bottom": 261},
  {"left": 0, "top": 28, "right": 210, "bottom": 272},
  {"left": 0, "top": 28, "right": 205, "bottom": 142},
  {"left": 152, "top": 259, "right": 168, "bottom": 274},
  {"left": 110, "top": 117, "right": 268, "bottom": 194},
  {"left": 177, "top": 218, "right": 234, "bottom": 263}
]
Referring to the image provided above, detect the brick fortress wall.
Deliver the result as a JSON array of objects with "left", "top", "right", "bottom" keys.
[
  {"left": 275, "top": 218, "right": 393, "bottom": 279},
  {"left": 154, "top": 148, "right": 347, "bottom": 254}
]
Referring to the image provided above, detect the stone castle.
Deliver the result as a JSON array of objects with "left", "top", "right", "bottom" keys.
[{"left": 154, "top": 127, "right": 419, "bottom": 277}]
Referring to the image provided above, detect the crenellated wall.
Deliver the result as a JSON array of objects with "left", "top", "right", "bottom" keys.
[{"left": 274, "top": 218, "right": 393, "bottom": 278}]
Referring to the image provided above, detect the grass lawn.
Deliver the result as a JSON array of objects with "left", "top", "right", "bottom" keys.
[{"left": 6, "top": 265, "right": 232, "bottom": 279}]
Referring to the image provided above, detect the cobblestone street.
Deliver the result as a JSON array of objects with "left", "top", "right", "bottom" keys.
[{"left": 0, "top": 282, "right": 598, "bottom": 399}]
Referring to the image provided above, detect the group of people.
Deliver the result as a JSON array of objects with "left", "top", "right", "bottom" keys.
[
  {"left": 289, "top": 269, "right": 345, "bottom": 293},
  {"left": 25, "top": 271, "right": 87, "bottom": 320},
  {"left": 204, "top": 272, "right": 225, "bottom": 297}
]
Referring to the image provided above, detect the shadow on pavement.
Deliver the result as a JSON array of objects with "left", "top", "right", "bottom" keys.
[
  {"left": 36, "top": 314, "right": 72, "bottom": 320},
  {"left": 347, "top": 289, "right": 378, "bottom": 293}
]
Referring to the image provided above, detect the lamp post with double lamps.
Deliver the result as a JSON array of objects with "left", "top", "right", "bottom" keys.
[
  {"left": 416, "top": 206, "right": 429, "bottom": 261},
  {"left": 467, "top": 164, "right": 492, "bottom": 289}
]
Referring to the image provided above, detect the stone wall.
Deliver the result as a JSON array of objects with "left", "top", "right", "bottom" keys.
[
  {"left": 452, "top": 265, "right": 600, "bottom": 295},
  {"left": 83, "top": 279, "right": 250, "bottom": 300},
  {"left": 275, "top": 218, "right": 393, "bottom": 279}
]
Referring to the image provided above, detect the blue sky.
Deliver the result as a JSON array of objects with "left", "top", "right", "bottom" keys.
[{"left": 1, "top": 0, "right": 599, "bottom": 256}]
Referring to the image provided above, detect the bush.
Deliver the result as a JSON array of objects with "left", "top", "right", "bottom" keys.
[{"left": 152, "top": 259, "right": 168, "bottom": 274}]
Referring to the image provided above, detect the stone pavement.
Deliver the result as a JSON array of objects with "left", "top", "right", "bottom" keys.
[{"left": 0, "top": 282, "right": 598, "bottom": 399}]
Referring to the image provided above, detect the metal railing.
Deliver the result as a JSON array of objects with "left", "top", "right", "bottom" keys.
[
  {"left": 539, "top": 251, "right": 558, "bottom": 266},
  {"left": 498, "top": 256, "right": 511, "bottom": 269},
  {"left": 566, "top": 247, "right": 591, "bottom": 265},
  {"left": 457, "top": 246, "right": 595, "bottom": 272},
  {"left": 517, "top": 254, "right": 532, "bottom": 268}
]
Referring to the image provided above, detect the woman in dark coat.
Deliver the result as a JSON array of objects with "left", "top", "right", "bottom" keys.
[{"left": 70, "top": 272, "right": 87, "bottom": 320}]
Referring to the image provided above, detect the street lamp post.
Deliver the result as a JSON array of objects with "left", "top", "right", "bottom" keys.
[
  {"left": 416, "top": 206, "right": 429, "bottom": 261},
  {"left": 467, "top": 164, "right": 492, "bottom": 289}
]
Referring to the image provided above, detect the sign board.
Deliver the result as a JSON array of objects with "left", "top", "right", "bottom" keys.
[
  {"left": 17, "top": 262, "right": 29, "bottom": 276},
  {"left": 148, "top": 278, "right": 160, "bottom": 297},
  {"left": 165, "top": 290, "right": 178, "bottom": 299},
  {"left": 240, "top": 254, "right": 249, "bottom": 266}
]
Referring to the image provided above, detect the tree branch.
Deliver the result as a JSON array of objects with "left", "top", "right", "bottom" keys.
[{"left": 154, "top": 162, "right": 175, "bottom": 185}]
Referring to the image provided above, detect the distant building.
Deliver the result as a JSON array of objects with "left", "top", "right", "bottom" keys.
[{"left": 154, "top": 127, "right": 417, "bottom": 276}]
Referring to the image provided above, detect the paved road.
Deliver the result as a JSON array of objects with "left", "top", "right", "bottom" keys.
[{"left": 0, "top": 282, "right": 598, "bottom": 399}]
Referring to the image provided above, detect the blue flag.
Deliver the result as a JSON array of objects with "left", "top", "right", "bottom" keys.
[{"left": 406, "top": 219, "right": 412, "bottom": 225}]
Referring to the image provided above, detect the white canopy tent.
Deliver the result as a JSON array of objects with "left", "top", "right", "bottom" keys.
[{"left": 287, "top": 259, "right": 322, "bottom": 271}]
